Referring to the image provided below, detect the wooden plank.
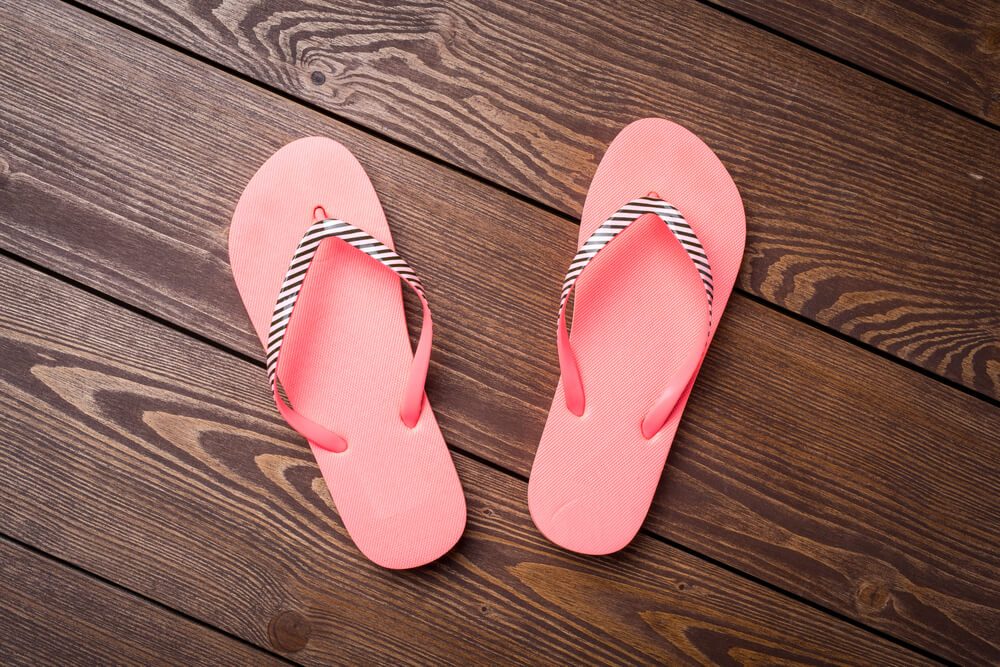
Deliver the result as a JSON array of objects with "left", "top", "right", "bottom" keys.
[
  {"left": 79, "top": 0, "right": 1000, "bottom": 398},
  {"left": 0, "top": 1, "right": 997, "bottom": 662},
  {"left": 0, "top": 256, "right": 927, "bottom": 666},
  {"left": 0, "top": 538, "right": 281, "bottom": 666},
  {"left": 710, "top": 0, "right": 1000, "bottom": 124}
]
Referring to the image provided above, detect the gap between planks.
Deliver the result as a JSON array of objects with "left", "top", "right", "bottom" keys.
[
  {"left": 0, "top": 532, "right": 297, "bottom": 666},
  {"left": 696, "top": 0, "right": 1000, "bottom": 132}
]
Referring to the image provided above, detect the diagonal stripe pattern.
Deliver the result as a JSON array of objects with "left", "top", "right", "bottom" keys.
[
  {"left": 559, "top": 196, "right": 714, "bottom": 326},
  {"left": 266, "top": 218, "right": 425, "bottom": 388}
]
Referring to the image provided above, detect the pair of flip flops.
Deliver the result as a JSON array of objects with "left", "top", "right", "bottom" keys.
[{"left": 230, "top": 118, "right": 745, "bottom": 568}]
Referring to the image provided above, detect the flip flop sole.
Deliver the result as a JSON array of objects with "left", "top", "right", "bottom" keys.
[
  {"left": 230, "top": 137, "right": 466, "bottom": 569},
  {"left": 529, "top": 119, "right": 745, "bottom": 555}
]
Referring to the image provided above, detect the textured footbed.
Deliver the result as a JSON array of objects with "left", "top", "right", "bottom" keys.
[
  {"left": 229, "top": 137, "right": 466, "bottom": 569},
  {"left": 528, "top": 119, "right": 745, "bottom": 555}
]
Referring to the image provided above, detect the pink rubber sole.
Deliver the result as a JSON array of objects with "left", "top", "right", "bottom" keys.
[
  {"left": 229, "top": 137, "right": 466, "bottom": 569},
  {"left": 528, "top": 119, "right": 746, "bottom": 555}
]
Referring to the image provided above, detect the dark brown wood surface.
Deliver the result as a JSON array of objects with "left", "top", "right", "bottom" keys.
[
  {"left": 0, "top": 538, "right": 282, "bottom": 666},
  {"left": 2, "top": 0, "right": 999, "bottom": 664},
  {"left": 1, "top": 1, "right": 998, "bottom": 663},
  {"left": 0, "top": 255, "right": 929, "bottom": 665},
  {"left": 81, "top": 0, "right": 1000, "bottom": 398},
  {"left": 711, "top": 0, "right": 1000, "bottom": 124}
]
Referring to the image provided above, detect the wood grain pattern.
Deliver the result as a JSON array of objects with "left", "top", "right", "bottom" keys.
[
  {"left": 0, "top": 1, "right": 997, "bottom": 662},
  {"left": 80, "top": 0, "right": 1000, "bottom": 398},
  {"left": 0, "top": 257, "right": 927, "bottom": 666},
  {"left": 0, "top": 538, "right": 281, "bottom": 666},
  {"left": 711, "top": 0, "right": 1000, "bottom": 124}
]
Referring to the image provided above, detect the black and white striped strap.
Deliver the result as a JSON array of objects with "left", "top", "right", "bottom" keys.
[
  {"left": 559, "top": 195, "right": 714, "bottom": 326},
  {"left": 555, "top": 195, "right": 713, "bottom": 419},
  {"left": 266, "top": 217, "right": 432, "bottom": 450}
]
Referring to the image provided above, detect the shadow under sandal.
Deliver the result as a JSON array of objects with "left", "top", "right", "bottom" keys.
[
  {"left": 229, "top": 137, "right": 466, "bottom": 569},
  {"left": 528, "top": 118, "right": 746, "bottom": 555}
]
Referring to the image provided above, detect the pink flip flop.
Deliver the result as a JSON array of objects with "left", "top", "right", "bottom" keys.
[
  {"left": 528, "top": 119, "right": 745, "bottom": 555},
  {"left": 229, "top": 137, "right": 466, "bottom": 569}
]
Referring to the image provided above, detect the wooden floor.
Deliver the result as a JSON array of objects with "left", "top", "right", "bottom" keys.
[{"left": 1, "top": 0, "right": 997, "bottom": 664}]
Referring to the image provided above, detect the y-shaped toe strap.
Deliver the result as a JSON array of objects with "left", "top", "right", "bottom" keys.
[
  {"left": 557, "top": 194, "right": 713, "bottom": 438},
  {"left": 266, "top": 214, "right": 432, "bottom": 452}
]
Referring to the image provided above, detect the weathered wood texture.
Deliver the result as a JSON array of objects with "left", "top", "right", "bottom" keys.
[
  {"left": 0, "top": 257, "right": 929, "bottom": 666},
  {"left": 0, "top": 1, "right": 998, "bottom": 662},
  {"left": 0, "top": 538, "right": 281, "bottom": 666},
  {"left": 711, "top": 0, "right": 1000, "bottom": 124},
  {"left": 81, "top": 0, "right": 1000, "bottom": 398}
]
